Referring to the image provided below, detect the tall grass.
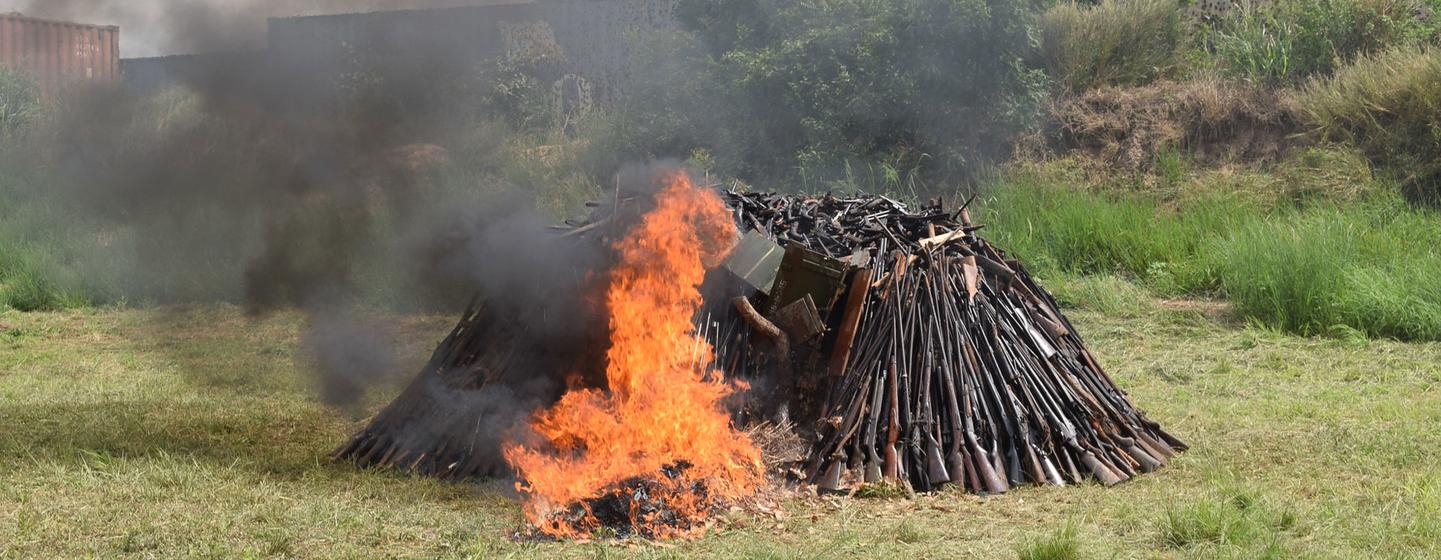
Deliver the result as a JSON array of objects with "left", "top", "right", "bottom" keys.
[
  {"left": 983, "top": 172, "right": 1441, "bottom": 341},
  {"left": 1299, "top": 45, "right": 1441, "bottom": 202},
  {"left": 1207, "top": 3, "right": 1297, "bottom": 84},
  {"left": 982, "top": 175, "right": 1252, "bottom": 292},
  {"left": 1040, "top": 0, "right": 1185, "bottom": 91},
  {"left": 0, "top": 74, "right": 39, "bottom": 134},
  {"left": 1212, "top": 205, "right": 1441, "bottom": 340},
  {"left": 1207, "top": 0, "right": 1437, "bottom": 85},
  {"left": 0, "top": 239, "right": 91, "bottom": 311}
]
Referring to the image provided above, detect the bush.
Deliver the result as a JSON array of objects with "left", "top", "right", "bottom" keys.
[
  {"left": 1298, "top": 45, "right": 1441, "bottom": 202},
  {"left": 1040, "top": 0, "right": 1185, "bottom": 91}
]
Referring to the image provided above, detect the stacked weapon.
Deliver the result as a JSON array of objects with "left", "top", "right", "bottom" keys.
[
  {"left": 720, "top": 190, "right": 1187, "bottom": 493},
  {"left": 335, "top": 187, "right": 1187, "bottom": 495}
]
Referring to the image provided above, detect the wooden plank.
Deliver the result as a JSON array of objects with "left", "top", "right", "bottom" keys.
[{"left": 826, "top": 267, "right": 873, "bottom": 377}]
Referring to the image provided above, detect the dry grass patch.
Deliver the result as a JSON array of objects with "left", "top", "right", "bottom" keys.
[{"left": 1048, "top": 77, "right": 1302, "bottom": 174}]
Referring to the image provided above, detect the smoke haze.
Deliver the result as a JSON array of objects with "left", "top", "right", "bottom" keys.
[
  {"left": 3, "top": 0, "right": 611, "bottom": 413},
  {"left": 8, "top": 0, "right": 524, "bottom": 56}
]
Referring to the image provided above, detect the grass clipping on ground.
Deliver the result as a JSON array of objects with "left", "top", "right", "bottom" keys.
[{"left": 3, "top": 304, "right": 1440, "bottom": 558}]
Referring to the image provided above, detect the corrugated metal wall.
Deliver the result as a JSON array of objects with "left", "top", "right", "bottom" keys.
[{"left": 0, "top": 13, "right": 120, "bottom": 97}]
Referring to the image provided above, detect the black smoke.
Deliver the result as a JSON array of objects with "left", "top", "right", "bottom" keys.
[{"left": 5, "top": 0, "right": 604, "bottom": 412}]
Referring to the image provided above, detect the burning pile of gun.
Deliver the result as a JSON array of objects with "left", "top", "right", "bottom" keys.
[
  {"left": 335, "top": 186, "right": 1186, "bottom": 497},
  {"left": 719, "top": 191, "right": 1187, "bottom": 493}
]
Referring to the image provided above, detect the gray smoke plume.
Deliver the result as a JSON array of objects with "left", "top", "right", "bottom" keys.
[{"left": 4, "top": 0, "right": 606, "bottom": 412}]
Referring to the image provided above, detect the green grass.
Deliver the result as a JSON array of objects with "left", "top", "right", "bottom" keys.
[
  {"left": 1040, "top": 0, "right": 1184, "bottom": 91},
  {"left": 2, "top": 302, "right": 1440, "bottom": 558},
  {"left": 1209, "top": 205, "right": 1441, "bottom": 339},
  {"left": 0, "top": 238, "right": 92, "bottom": 312},
  {"left": 1016, "top": 524, "right": 1080, "bottom": 560},
  {"left": 981, "top": 170, "right": 1256, "bottom": 291},
  {"left": 1206, "top": 0, "right": 1438, "bottom": 85},
  {"left": 1299, "top": 44, "right": 1441, "bottom": 202},
  {"left": 982, "top": 161, "right": 1441, "bottom": 341}
]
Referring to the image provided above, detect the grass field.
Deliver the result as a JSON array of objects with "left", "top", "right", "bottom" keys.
[{"left": 2, "top": 292, "right": 1439, "bottom": 559}]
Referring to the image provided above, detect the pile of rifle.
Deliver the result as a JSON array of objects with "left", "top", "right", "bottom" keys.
[
  {"left": 334, "top": 186, "right": 1186, "bottom": 497},
  {"left": 723, "top": 191, "right": 1187, "bottom": 493}
]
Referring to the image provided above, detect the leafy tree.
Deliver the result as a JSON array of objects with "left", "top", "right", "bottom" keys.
[{"left": 656, "top": 0, "right": 1049, "bottom": 189}]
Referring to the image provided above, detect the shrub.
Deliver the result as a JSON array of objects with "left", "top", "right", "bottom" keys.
[
  {"left": 1041, "top": 0, "right": 1185, "bottom": 91},
  {"left": 1298, "top": 45, "right": 1441, "bottom": 203}
]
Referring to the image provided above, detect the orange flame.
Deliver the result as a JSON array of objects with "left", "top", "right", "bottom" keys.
[{"left": 504, "top": 172, "right": 764, "bottom": 539}]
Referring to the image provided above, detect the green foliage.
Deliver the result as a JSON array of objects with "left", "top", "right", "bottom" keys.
[
  {"left": 1040, "top": 0, "right": 1185, "bottom": 91},
  {"left": 983, "top": 165, "right": 1441, "bottom": 341},
  {"left": 1016, "top": 524, "right": 1081, "bottom": 560},
  {"left": 981, "top": 175, "right": 1251, "bottom": 290},
  {"left": 0, "top": 239, "right": 90, "bottom": 312},
  {"left": 1160, "top": 487, "right": 1298, "bottom": 550},
  {"left": 1206, "top": 3, "right": 1298, "bottom": 84},
  {"left": 480, "top": 50, "right": 571, "bottom": 133},
  {"left": 1299, "top": 45, "right": 1441, "bottom": 203},
  {"left": 1287, "top": 0, "right": 1433, "bottom": 74},
  {"left": 1162, "top": 499, "right": 1258, "bottom": 547},
  {"left": 1207, "top": 212, "right": 1353, "bottom": 336},
  {"left": 1207, "top": 0, "right": 1438, "bottom": 84},
  {"left": 0, "top": 67, "right": 40, "bottom": 132},
  {"left": 1212, "top": 204, "right": 1441, "bottom": 340},
  {"left": 664, "top": 0, "right": 1049, "bottom": 187}
]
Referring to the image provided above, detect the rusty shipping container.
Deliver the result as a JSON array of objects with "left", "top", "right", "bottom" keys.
[{"left": 0, "top": 13, "right": 119, "bottom": 97}]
